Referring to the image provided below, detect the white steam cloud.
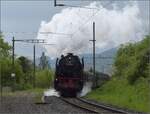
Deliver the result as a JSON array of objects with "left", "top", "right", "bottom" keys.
[
  {"left": 44, "top": 88, "right": 60, "bottom": 97},
  {"left": 78, "top": 81, "right": 93, "bottom": 97},
  {"left": 37, "top": 2, "right": 145, "bottom": 57}
]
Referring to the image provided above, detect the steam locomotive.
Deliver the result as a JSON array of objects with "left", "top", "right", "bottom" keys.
[{"left": 54, "top": 53, "right": 84, "bottom": 97}]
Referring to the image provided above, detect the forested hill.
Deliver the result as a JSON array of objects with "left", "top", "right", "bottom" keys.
[{"left": 47, "top": 48, "right": 118, "bottom": 74}]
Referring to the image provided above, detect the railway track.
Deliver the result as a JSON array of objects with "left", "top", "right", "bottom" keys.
[{"left": 60, "top": 97, "right": 129, "bottom": 114}]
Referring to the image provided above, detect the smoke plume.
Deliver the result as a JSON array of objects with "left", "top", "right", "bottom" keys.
[
  {"left": 44, "top": 88, "right": 60, "bottom": 97},
  {"left": 37, "top": 2, "right": 145, "bottom": 57},
  {"left": 78, "top": 81, "right": 93, "bottom": 97}
]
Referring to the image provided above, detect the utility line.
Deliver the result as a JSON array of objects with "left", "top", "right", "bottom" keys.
[
  {"left": 84, "top": 56, "right": 114, "bottom": 59},
  {"left": 62, "top": 4, "right": 100, "bottom": 10},
  {"left": 39, "top": 32, "right": 71, "bottom": 36},
  {"left": 1, "top": 0, "right": 95, "bottom": 1},
  {"left": 71, "top": 9, "right": 99, "bottom": 38},
  {"left": 1, "top": 0, "right": 145, "bottom": 1},
  {"left": 2, "top": 32, "right": 71, "bottom": 36},
  {"left": 70, "top": 1, "right": 112, "bottom": 38}
]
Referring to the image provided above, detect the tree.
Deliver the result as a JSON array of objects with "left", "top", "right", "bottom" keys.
[
  {"left": 0, "top": 33, "right": 24, "bottom": 89},
  {"left": 18, "top": 56, "right": 32, "bottom": 73},
  {"left": 114, "top": 35, "right": 150, "bottom": 84},
  {"left": 17, "top": 56, "right": 34, "bottom": 86},
  {"left": 0, "top": 32, "right": 11, "bottom": 58},
  {"left": 39, "top": 52, "right": 50, "bottom": 69},
  {"left": 0, "top": 33, "right": 12, "bottom": 86}
]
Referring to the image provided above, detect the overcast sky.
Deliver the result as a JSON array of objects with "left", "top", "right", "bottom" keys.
[{"left": 1, "top": 0, "right": 150, "bottom": 58}]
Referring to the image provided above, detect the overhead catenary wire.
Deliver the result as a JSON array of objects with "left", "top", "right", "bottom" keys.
[
  {"left": 84, "top": 56, "right": 114, "bottom": 59},
  {"left": 2, "top": 1, "right": 112, "bottom": 39},
  {"left": 13, "top": 39, "right": 46, "bottom": 43},
  {"left": 39, "top": 32, "right": 71, "bottom": 36},
  {"left": 70, "top": 1, "right": 112, "bottom": 38},
  {"left": 1, "top": 0, "right": 146, "bottom": 1},
  {"left": 53, "top": 0, "right": 112, "bottom": 38},
  {"left": 54, "top": 0, "right": 112, "bottom": 37},
  {"left": 60, "top": 4, "right": 100, "bottom": 10},
  {"left": 12, "top": 37, "right": 47, "bottom": 88},
  {"left": 2, "top": 32, "right": 71, "bottom": 36},
  {"left": 34, "top": 43, "right": 56, "bottom": 46}
]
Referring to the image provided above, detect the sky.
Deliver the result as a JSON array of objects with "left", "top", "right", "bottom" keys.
[{"left": 1, "top": 0, "right": 150, "bottom": 58}]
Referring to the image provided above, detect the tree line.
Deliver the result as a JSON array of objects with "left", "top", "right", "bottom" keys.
[{"left": 0, "top": 33, "right": 53, "bottom": 90}]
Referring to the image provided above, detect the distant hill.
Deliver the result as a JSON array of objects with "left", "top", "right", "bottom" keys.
[
  {"left": 35, "top": 47, "right": 118, "bottom": 74},
  {"left": 82, "top": 48, "right": 118, "bottom": 74},
  {"left": 99, "top": 48, "right": 118, "bottom": 57}
]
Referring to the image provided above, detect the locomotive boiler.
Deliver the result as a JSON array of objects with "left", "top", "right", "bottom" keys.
[{"left": 54, "top": 53, "right": 84, "bottom": 97}]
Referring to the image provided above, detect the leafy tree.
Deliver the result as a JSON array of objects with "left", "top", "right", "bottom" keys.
[
  {"left": 0, "top": 33, "right": 24, "bottom": 89},
  {"left": 0, "top": 33, "right": 12, "bottom": 86},
  {"left": 18, "top": 56, "right": 32, "bottom": 73},
  {"left": 114, "top": 35, "right": 150, "bottom": 84},
  {"left": 0, "top": 57, "right": 24, "bottom": 86},
  {"left": 0, "top": 32, "right": 11, "bottom": 58},
  {"left": 17, "top": 56, "right": 33, "bottom": 86}
]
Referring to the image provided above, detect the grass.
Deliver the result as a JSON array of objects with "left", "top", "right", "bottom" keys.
[
  {"left": 1, "top": 88, "right": 46, "bottom": 97},
  {"left": 1, "top": 88, "right": 47, "bottom": 103},
  {"left": 85, "top": 78, "right": 150, "bottom": 113}
]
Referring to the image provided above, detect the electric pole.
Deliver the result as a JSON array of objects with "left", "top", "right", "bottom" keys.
[
  {"left": 12, "top": 36, "right": 16, "bottom": 92},
  {"left": 90, "top": 22, "right": 97, "bottom": 88},
  {"left": 54, "top": 0, "right": 56, "bottom": 7},
  {"left": 54, "top": 0, "right": 64, "bottom": 7},
  {"left": 102, "top": 65, "right": 104, "bottom": 73},
  {"left": 0, "top": 63, "right": 2, "bottom": 103},
  {"left": 11, "top": 38, "right": 46, "bottom": 89},
  {"left": 12, "top": 37, "right": 15, "bottom": 67},
  {"left": 33, "top": 45, "right": 36, "bottom": 88}
]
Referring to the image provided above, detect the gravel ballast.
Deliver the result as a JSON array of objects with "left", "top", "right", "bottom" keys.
[{"left": 0, "top": 94, "right": 88, "bottom": 114}]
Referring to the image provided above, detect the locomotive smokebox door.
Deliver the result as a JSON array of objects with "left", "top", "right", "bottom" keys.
[{"left": 54, "top": 53, "right": 84, "bottom": 97}]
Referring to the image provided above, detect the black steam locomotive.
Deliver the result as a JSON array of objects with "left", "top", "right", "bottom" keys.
[{"left": 54, "top": 53, "right": 84, "bottom": 97}]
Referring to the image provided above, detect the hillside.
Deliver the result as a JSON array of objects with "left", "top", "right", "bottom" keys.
[
  {"left": 85, "top": 35, "right": 150, "bottom": 113},
  {"left": 45, "top": 47, "right": 118, "bottom": 74},
  {"left": 82, "top": 48, "right": 117, "bottom": 74}
]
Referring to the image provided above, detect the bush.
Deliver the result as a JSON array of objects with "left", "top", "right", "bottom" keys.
[
  {"left": 14, "top": 83, "right": 33, "bottom": 90},
  {"left": 114, "top": 35, "right": 150, "bottom": 84},
  {"left": 35, "top": 69, "right": 54, "bottom": 88},
  {"left": 0, "top": 58, "right": 24, "bottom": 87}
]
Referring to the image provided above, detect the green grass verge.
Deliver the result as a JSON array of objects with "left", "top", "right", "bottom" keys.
[
  {"left": 1, "top": 88, "right": 47, "bottom": 103},
  {"left": 85, "top": 78, "right": 150, "bottom": 113},
  {"left": 2, "top": 88, "right": 46, "bottom": 97}
]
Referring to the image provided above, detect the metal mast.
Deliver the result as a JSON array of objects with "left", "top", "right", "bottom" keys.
[{"left": 90, "top": 22, "right": 97, "bottom": 88}]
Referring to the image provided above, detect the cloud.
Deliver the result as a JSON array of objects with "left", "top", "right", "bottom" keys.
[{"left": 37, "top": 2, "right": 145, "bottom": 57}]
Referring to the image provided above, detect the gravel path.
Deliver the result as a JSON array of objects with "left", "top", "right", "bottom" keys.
[{"left": 0, "top": 94, "right": 89, "bottom": 114}]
